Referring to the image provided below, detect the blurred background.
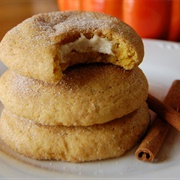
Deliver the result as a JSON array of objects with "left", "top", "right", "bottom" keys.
[
  {"left": 0, "top": 0, "right": 180, "bottom": 42},
  {"left": 0, "top": 0, "right": 58, "bottom": 40}
]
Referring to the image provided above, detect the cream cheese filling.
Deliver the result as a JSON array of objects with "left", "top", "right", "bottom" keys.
[{"left": 59, "top": 34, "right": 114, "bottom": 62}]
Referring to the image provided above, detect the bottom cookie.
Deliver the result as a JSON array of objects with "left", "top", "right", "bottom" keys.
[{"left": 0, "top": 103, "right": 150, "bottom": 162}]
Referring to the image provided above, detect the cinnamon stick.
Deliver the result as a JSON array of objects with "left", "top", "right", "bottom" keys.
[
  {"left": 135, "top": 80, "right": 180, "bottom": 162},
  {"left": 178, "top": 96, "right": 180, "bottom": 112},
  {"left": 147, "top": 94, "right": 180, "bottom": 131}
]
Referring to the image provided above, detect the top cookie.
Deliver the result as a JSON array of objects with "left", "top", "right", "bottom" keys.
[{"left": 0, "top": 11, "right": 144, "bottom": 83}]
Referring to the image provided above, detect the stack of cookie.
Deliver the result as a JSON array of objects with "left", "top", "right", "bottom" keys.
[{"left": 0, "top": 11, "right": 150, "bottom": 162}]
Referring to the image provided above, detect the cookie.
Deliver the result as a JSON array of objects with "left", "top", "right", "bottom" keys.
[
  {"left": 0, "top": 11, "right": 144, "bottom": 83},
  {"left": 0, "top": 103, "right": 150, "bottom": 162},
  {"left": 0, "top": 64, "right": 148, "bottom": 126}
]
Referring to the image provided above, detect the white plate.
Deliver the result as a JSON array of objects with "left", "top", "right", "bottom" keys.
[{"left": 0, "top": 39, "right": 180, "bottom": 179}]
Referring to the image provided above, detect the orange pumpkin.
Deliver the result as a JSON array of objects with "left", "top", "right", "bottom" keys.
[
  {"left": 57, "top": 0, "right": 180, "bottom": 42},
  {"left": 122, "top": 0, "right": 172, "bottom": 40},
  {"left": 168, "top": 0, "right": 180, "bottom": 41}
]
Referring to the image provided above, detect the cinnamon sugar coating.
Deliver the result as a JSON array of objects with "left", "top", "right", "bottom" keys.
[{"left": 0, "top": 11, "right": 144, "bottom": 83}]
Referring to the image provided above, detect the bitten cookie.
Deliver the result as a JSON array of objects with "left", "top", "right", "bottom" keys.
[
  {"left": 0, "top": 64, "right": 148, "bottom": 126},
  {"left": 0, "top": 11, "right": 144, "bottom": 83},
  {"left": 0, "top": 103, "right": 150, "bottom": 162}
]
